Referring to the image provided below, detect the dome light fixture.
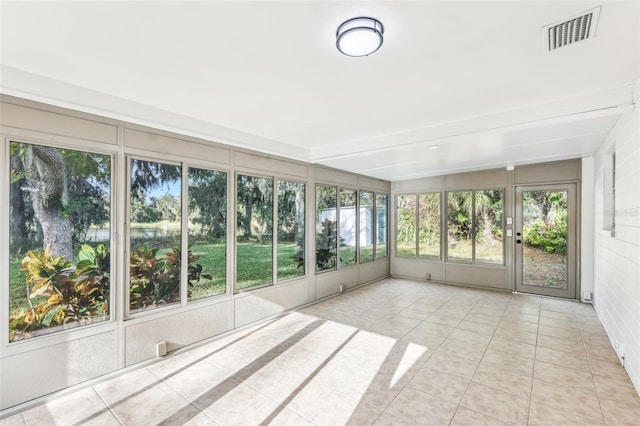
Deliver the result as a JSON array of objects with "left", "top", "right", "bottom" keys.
[{"left": 336, "top": 17, "right": 384, "bottom": 57}]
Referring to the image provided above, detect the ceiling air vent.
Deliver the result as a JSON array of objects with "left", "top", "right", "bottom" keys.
[{"left": 544, "top": 6, "right": 601, "bottom": 51}]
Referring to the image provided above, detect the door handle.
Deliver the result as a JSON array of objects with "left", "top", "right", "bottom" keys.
[{"left": 516, "top": 239, "right": 522, "bottom": 244}]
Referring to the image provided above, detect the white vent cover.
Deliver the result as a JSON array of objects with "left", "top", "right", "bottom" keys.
[{"left": 544, "top": 6, "right": 601, "bottom": 51}]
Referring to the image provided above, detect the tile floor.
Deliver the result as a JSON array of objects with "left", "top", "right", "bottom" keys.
[{"left": 3, "top": 278, "right": 640, "bottom": 425}]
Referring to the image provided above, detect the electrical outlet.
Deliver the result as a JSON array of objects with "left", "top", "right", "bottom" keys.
[
  {"left": 156, "top": 341, "right": 167, "bottom": 357},
  {"left": 583, "top": 291, "right": 592, "bottom": 301},
  {"left": 339, "top": 284, "right": 345, "bottom": 293},
  {"left": 425, "top": 273, "right": 431, "bottom": 280}
]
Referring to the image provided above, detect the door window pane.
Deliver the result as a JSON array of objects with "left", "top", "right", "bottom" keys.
[
  {"left": 129, "top": 159, "right": 182, "bottom": 312},
  {"left": 236, "top": 175, "right": 273, "bottom": 289},
  {"left": 277, "top": 180, "right": 305, "bottom": 281},
  {"left": 359, "top": 191, "right": 375, "bottom": 263},
  {"left": 316, "top": 185, "right": 337, "bottom": 272},
  {"left": 9, "top": 142, "right": 111, "bottom": 342},
  {"left": 396, "top": 194, "right": 417, "bottom": 257},
  {"left": 447, "top": 191, "right": 473, "bottom": 261},
  {"left": 475, "top": 189, "right": 504, "bottom": 264},
  {"left": 188, "top": 167, "right": 226, "bottom": 301},
  {"left": 376, "top": 194, "right": 388, "bottom": 258},
  {"left": 522, "top": 190, "right": 568, "bottom": 289},
  {"left": 339, "top": 188, "right": 357, "bottom": 266},
  {"left": 418, "top": 193, "right": 441, "bottom": 259}
]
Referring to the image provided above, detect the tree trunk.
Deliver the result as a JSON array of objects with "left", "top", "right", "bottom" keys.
[
  {"left": 25, "top": 146, "right": 74, "bottom": 261},
  {"left": 482, "top": 211, "right": 493, "bottom": 244},
  {"left": 10, "top": 155, "right": 27, "bottom": 244}
]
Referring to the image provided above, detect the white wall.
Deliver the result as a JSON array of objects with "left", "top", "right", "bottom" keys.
[{"left": 592, "top": 80, "right": 640, "bottom": 394}]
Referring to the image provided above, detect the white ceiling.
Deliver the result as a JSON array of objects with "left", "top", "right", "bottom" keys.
[{"left": 1, "top": 1, "right": 638, "bottom": 181}]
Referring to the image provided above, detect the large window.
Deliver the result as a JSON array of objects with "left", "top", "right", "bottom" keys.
[
  {"left": 339, "top": 188, "right": 357, "bottom": 266},
  {"left": 418, "top": 193, "right": 441, "bottom": 259},
  {"left": 236, "top": 175, "right": 273, "bottom": 289},
  {"left": 277, "top": 180, "right": 305, "bottom": 281},
  {"left": 316, "top": 185, "right": 337, "bottom": 272},
  {"left": 447, "top": 189, "right": 504, "bottom": 264},
  {"left": 9, "top": 142, "right": 111, "bottom": 342},
  {"left": 376, "top": 194, "right": 388, "bottom": 258},
  {"left": 397, "top": 193, "right": 440, "bottom": 259},
  {"left": 129, "top": 159, "right": 182, "bottom": 312},
  {"left": 359, "top": 191, "right": 375, "bottom": 263},
  {"left": 188, "top": 167, "right": 227, "bottom": 300}
]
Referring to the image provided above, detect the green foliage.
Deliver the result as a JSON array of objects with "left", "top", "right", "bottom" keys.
[
  {"left": 524, "top": 210, "right": 567, "bottom": 255},
  {"left": 9, "top": 244, "right": 110, "bottom": 342},
  {"left": 129, "top": 245, "right": 211, "bottom": 310}
]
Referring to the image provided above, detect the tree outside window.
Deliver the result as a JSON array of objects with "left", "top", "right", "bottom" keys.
[{"left": 9, "top": 141, "right": 111, "bottom": 342}]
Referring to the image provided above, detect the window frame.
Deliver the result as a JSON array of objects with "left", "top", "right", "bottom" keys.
[
  {"left": 315, "top": 183, "right": 339, "bottom": 274},
  {"left": 375, "top": 193, "right": 389, "bottom": 260},
  {"left": 275, "top": 178, "right": 307, "bottom": 283}
]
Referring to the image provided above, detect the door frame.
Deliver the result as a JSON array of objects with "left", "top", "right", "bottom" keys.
[{"left": 514, "top": 183, "right": 578, "bottom": 299}]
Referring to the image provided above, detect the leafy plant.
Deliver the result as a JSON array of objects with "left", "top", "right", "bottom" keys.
[
  {"left": 129, "top": 245, "right": 212, "bottom": 310},
  {"left": 9, "top": 244, "right": 110, "bottom": 342}
]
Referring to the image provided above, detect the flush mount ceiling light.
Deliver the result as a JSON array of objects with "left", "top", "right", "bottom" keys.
[{"left": 336, "top": 17, "right": 384, "bottom": 57}]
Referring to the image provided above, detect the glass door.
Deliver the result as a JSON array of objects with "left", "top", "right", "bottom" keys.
[{"left": 515, "top": 184, "right": 577, "bottom": 299}]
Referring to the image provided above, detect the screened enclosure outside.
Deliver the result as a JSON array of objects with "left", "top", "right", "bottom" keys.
[
  {"left": 316, "top": 185, "right": 338, "bottom": 272},
  {"left": 359, "top": 191, "right": 375, "bottom": 263},
  {"left": 188, "top": 167, "right": 227, "bottom": 301},
  {"left": 339, "top": 188, "right": 357, "bottom": 266},
  {"left": 236, "top": 175, "right": 273, "bottom": 289},
  {"left": 418, "top": 193, "right": 441, "bottom": 259},
  {"left": 277, "top": 180, "right": 305, "bottom": 281},
  {"left": 376, "top": 194, "right": 388, "bottom": 258},
  {"left": 129, "top": 159, "right": 182, "bottom": 312},
  {"left": 8, "top": 141, "right": 112, "bottom": 342}
]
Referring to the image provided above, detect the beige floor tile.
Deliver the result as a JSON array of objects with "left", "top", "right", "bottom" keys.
[
  {"left": 534, "top": 360, "right": 596, "bottom": 394},
  {"left": 538, "top": 316, "right": 580, "bottom": 330},
  {"left": 272, "top": 342, "right": 333, "bottom": 377},
  {"left": 539, "top": 309, "right": 577, "bottom": 322},
  {"left": 161, "top": 359, "right": 235, "bottom": 403},
  {"left": 457, "top": 319, "right": 497, "bottom": 335},
  {"left": 531, "top": 378, "right": 603, "bottom": 422},
  {"left": 538, "top": 323, "right": 582, "bottom": 339},
  {"left": 424, "top": 351, "right": 480, "bottom": 380},
  {"left": 460, "top": 382, "right": 529, "bottom": 424},
  {"left": 372, "top": 410, "right": 413, "bottom": 426},
  {"left": 287, "top": 386, "right": 371, "bottom": 425},
  {"left": 401, "top": 328, "right": 447, "bottom": 350},
  {"left": 94, "top": 368, "right": 160, "bottom": 405},
  {"left": 488, "top": 337, "right": 536, "bottom": 359},
  {"left": 501, "top": 312, "right": 540, "bottom": 325},
  {"left": 472, "top": 362, "right": 532, "bottom": 399},
  {"left": 464, "top": 311, "right": 503, "bottom": 326},
  {"left": 406, "top": 367, "right": 470, "bottom": 403},
  {"left": 0, "top": 413, "right": 26, "bottom": 426},
  {"left": 147, "top": 351, "right": 203, "bottom": 379},
  {"left": 201, "top": 382, "right": 281, "bottom": 425},
  {"left": 447, "top": 328, "right": 493, "bottom": 345},
  {"left": 412, "top": 321, "right": 455, "bottom": 337},
  {"left": 585, "top": 342, "right": 620, "bottom": 363},
  {"left": 537, "top": 333, "right": 586, "bottom": 354},
  {"left": 397, "top": 306, "right": 435, "bottom": 320},
  {"left": 535, "top": 345, "right": 590, "bottom": 371},
  {"left": 106, "top": 380, "right": 204, "bottom": 425},
  {"left": 599, "top": 397, "right": 640, "bottom": 425},
  {"left": 243, "top": 362, "right": 308, "bottom": 404},
  {"left": 528, "top": 402, "right": 603, "bottom": 426},
  {"left": 358, "top": 370, "right": 408, "bottom": 408},
  {"left": 385, "top": 386, "right": 458, "bottom": 425},
  {"left": 494, "top": 328, "right": 538, "bottom": 345},
  {"left": 451, "top": 407, "right": 512, "bottom": 426},
  {"left": 589, "top": 357, "right": 630, "bottom": 382},
  {"left": 264, "top": 406, "right": 315, "bottom": 426},
  {"left": 424, "top": 312, "right": 463, "bottom": 327},
  {"left": 480, "top": 347, "right": 534, "bottom": 377},
  {"left": 593, "top": 375, "right": 640, "bottom": 407},
  {"left": 21, "top": 388, "right": 119, "bottom": 426},
  {"left": 438, "top": 337, "right": 488, "bottom": 360}
]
